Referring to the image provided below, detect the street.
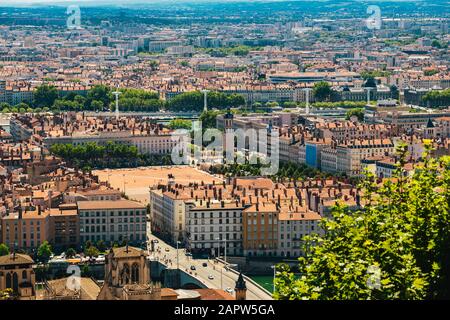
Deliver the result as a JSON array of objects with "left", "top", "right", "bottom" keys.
[{"left": 146, "top": 232, "right": 273, "bottom": 300}]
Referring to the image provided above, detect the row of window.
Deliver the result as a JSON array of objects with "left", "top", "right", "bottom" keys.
[
  {"left": 81, "top": 217, "right": 143, "bottom": 224},
  {"left": 81, "top": 223, "right": 146, "bottom": 233},
  {"left": 80, "top": 233, "right": 146, "bottom": 243},
  {"left": 189, "top": 218, "right": 242, "bottom": 225},
  {"left": 79, "top": 210, "right": 145, "bottom": 217},
  {"left": 191, "top": 211, "right": 241, "bottom": 219}
]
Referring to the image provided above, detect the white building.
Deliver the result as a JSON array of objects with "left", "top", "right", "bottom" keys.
[
  {"left": 78, "top": 200, "right": 147, "bottom": 245},
  {"left": 185, "top": 200, "right": 244, "bottom": 256}
]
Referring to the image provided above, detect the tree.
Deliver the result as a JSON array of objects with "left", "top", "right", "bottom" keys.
[
  {"left": 65, "top": 248, "right": 76, "bottom": 258},
  {"left": 96, "top": 240, "right": 107, "bottom": 252},
  {"left": 431, "top": 39, "right": 442, "bottom": 49},
  {"left": 0, "top": 243, "right": 9, "bottom": 256},
  {"left": 199, "top": 110, "right": 221, "bottom": 130},
  {"left": 87, "top": 85, "right": 111, "bottom": 109},
  {"left": 34, "top": 84, "right": 58, "bottom": 108},
  {"left": 390, "top": 85, "right": 399, "bottom": 99},
  {"left": 37, "top": 241, "right": 53, "bottom": 263},
  {"left": 91, "top": 100, "right": 104, "bottom": 111},
  {"left": 275, "top": 143, "right": 450, "bottom": 300},
  {"left": 168, "top": 119, "right": 192, "bottom": 130},
  {"left": 0, "top": 289, "right": 14, "bottom": 300},
  {"left": 85, "top": 246, "right": 100, "bottom": 259},
  {"left": 148, "top": 60, "right": 159, "bottom": 71},
  {"left": 364, "top": 77, "right": 377, "bottom": 88},
  {"left": 345, "top": 108, "right": 364, "bottom": 122},
  {"left": 313, "top": 81, "right": 333, "bottom": 102}
]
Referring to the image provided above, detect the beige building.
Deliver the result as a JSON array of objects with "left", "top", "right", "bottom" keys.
[
  {"left": 0, "top": 253, "right": 35, "bottom": 300},
  {"left": 336, "top": 139, "right": 395, "bottom": 176},
  {"left": 77, "top": 200, "right": 147, "bottom": 246},
  {"left": 1, "top": 206, "right": 51, "bottom": 251}
]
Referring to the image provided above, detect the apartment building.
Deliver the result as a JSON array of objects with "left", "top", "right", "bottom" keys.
[
  {"left": 277, "top": 209, "right": 322, "bottom": 258},
  {"left": 315, "top": 122, "right": 394, "bottom": 142},
  {"left": 336, "top": 139, "right": 396, "bottom": 176},
  {"left": 185, "top": 200, "right": 244, "bottom": 256},
  {"left": 149, "top": 187, "right": 187, "bottom": 244},
  {"left": 77, "top": 200, "right": 147, "bottom": 245},
  {"left": 49, "top": 205, "right": 79, "bottom": 251},
  {"left": 0, "top": 206, "right": 51, "bottom": 251},
  {"left": 242, "top": 203, "right": 278, "bottom": 257}
]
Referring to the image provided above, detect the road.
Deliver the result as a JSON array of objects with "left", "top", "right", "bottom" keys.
[{"left": 146, "top": 232, "right": 273, "bottom": 300}]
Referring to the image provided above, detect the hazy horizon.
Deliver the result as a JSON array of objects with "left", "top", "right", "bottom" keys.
[{"left": 0, "top": 0, "right": 429, "bottom": 5}]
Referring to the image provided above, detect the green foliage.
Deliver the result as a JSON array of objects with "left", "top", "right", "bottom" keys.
[
  {"left": 422, "top": 89, "right": 450, "bottom": 108},
  {"left": 166, "top": 91, "right": 245, "bottom": 112},
  {"left": 34, "top": 84, "right": 58, "bottom": 108},
  {"left": 364, "top": 77, "right": 377, "bottom": 88},
  {"left": 86, "top": 84, "right": 111, "bottom": 109},
  {"left": 199, "top": 45, "right": 260, "bottom": 57},
  {"left": 424, "top": 70, "right": 439, "bottom": 77},
  {"left": 85, "top": 245, "right": 100, "bottom": 258},
  {"left": 0, "top": 243, "right": 9, "bottom": 256},
  {"left": 345, "top": 108, "right": 364, "bottom": 121},
  {"left": 81, "top": 264, "right": 90, "bottom": 277},
  {"left": 117, "top": 88, "right": 161, "bottom": 112},
  {"left": 65, "top": 248, "right": 76, "bottom": 258},
  {"left": 50, "top": 141, "right": 172, "bottom": 169},
  {"left": 37, "top": 241, "right": 53, "bottom": 263},
  {"left": 210, "top": 161, "right": 329, "bottom": 181},
  {"left": 168, "top": 119, "right": 192, "bottom": 130},
  {"left": 199, "top": 110, "right": 222, "bottom": 130},
  {"left": 311, "top": 101, "right": 368, "bottom": 109},
  {"left": 96, "top": 240, "right": 107, "bottom": 252},
  {"left": 275, "top": 143, "right": 450, "bottom": 300},
  {"left": 0, "top": 288, "right": 14, "bottom": 300},
  {"left": 431, "top": 39, "right": 445, "bottom": 49},
  {"left": 361, "top": 70, "right": 392, "bottom": 79},
  {"left": 313, "top": 81, "right": 333, "bottom": 102}
]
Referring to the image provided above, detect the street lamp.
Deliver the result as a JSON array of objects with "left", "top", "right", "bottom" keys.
[
  {"left": 271, "top": 265, "right": 276, "bottom": 294},
  {"left": 176, "top": 241, "right": 181, "bottom": 270},
  {"left": 215, "top": 237, "right": 227, "bottom": 264}
]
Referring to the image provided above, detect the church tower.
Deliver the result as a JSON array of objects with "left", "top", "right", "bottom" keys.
[{"left": 234, "top": 272, "right": 247, "bottom": 300}]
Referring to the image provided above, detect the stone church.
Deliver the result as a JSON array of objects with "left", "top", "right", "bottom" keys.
[{"left": 97, "top": 245, "right": 162, "bottom": 300}]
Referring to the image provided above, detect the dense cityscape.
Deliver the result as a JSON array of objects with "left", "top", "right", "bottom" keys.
[{"left": 0, "top": 0, "right": 449, "bottom": 307}]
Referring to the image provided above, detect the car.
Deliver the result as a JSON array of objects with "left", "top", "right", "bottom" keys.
[
  {"left": 165, "top": 247, "right": 170, "bottom": 252},
  {"left": 202, "top": 262, "right": 207, "bottom": 267},
  {"left": 190, "top": 265, "right": 196, "bottom": 271},
  {"left": 153, "top": 239, "right": 159, "bottom": 243},
  {"left": 208, "top": 275, "right": 214, "bottom": 280},
  {"left": 225, "top": 287, "right": 233, "bottom": 294},
  {"left": 185, "top": 252, "right": 192, "bottom": 256}
]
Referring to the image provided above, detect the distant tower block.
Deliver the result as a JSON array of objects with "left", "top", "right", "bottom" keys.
[
  {"left": 201, "top": 89, "right": 210, "bottom": 112},
  {"left": 304, "top": 88, "right": 312, "bottom": 115},
  {"left": 112, "top": 87, "right": 122, "bottom": 120}
]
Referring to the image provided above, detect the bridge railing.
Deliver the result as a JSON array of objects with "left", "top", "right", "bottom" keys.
[{"left": 215, "top": 258, "right": 273, "bottom": 298}]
